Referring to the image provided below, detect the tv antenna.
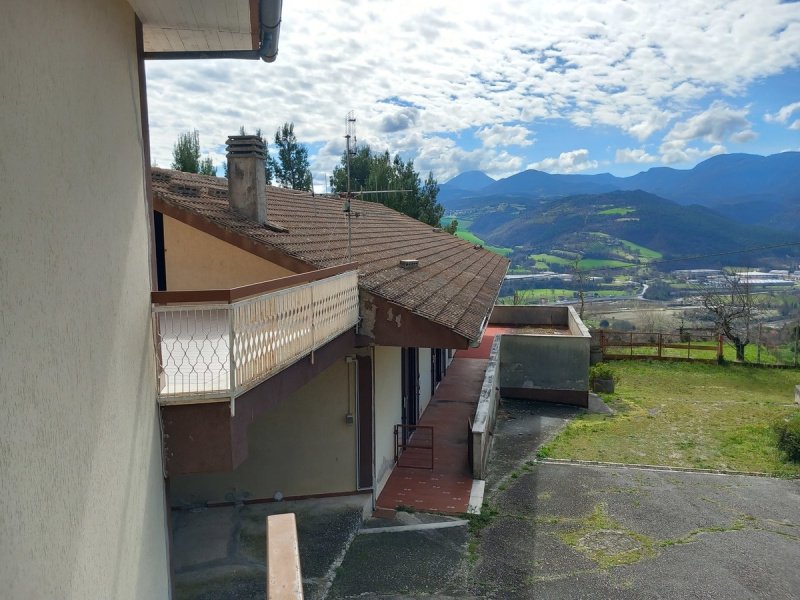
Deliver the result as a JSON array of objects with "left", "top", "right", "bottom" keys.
[{"left": 344, "top": 111, "right": 357, "bottom": 260}]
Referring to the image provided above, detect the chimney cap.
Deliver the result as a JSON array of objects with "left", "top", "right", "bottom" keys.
[{"left": 226, "top": 135, "right": 266, "bottom": 159}]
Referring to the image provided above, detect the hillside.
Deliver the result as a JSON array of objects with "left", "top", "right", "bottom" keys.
[
  {"left": 467, "top": 190, "right": 799, "bottom": 266},
  {"left": 440, "top": 152, "right": 800, "bottom": 231}
]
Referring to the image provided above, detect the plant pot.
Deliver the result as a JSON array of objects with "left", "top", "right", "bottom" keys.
[{"left": 592, "top": 378, "right": 615, "bottom": 394}]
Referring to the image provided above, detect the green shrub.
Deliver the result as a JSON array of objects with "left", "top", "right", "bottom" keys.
[
  {"left": 774, "top": 414, "right": 800, "bottom": 462},
  {"left": 590, "top": 363, "right": 618, "bottom": 383}
]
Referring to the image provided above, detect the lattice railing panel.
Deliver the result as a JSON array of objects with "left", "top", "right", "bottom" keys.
[
  {"left": 232, "top": 285, "right": 314, "bottom": 391},
  {"left": 312, "top": 271, "right": 361, "bottom": 349},
  {"left": 154, "top": 270, "right": 360, "bottom": 404},
  {"left": 154, "top": 306, "right": 231, "bottom": 400}
]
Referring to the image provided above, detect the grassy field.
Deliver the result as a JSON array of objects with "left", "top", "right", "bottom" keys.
[
  {"left": 578, "top": 258, "right": 634, "bottom": 270},
  {"left": 529, "top": 253, "right": 634, "bottom": 271},
  {"left": 598, "top": 207, "right": 635, "bottom": 216},
  {"left": 454, "top": 229, "right": 512, "bottom": 256},
  {"left": 498, "top": 288, "right": 625, "bottom": 304},
  {"left": 441, "top": 217, "right": 513, "bottom": 256},
  {"left": 530, "top": 253, "right": 573, "bottom": 267},
  {"left": 617, "top": 239, "right": 662, "bottom": 260},
  {"left": 540, "top": 361, "right": 800, "bottom": 476}
]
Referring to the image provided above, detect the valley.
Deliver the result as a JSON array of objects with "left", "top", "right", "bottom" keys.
[{"left": 440, "top": 152, "right": 800, "bottom": 365}]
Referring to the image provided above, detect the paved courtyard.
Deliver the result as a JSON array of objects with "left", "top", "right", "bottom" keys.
[{"left": 328, "top": 398, "right": 800, "bottom": 599}]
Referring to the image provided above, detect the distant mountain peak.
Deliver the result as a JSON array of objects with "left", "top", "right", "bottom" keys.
[{"left": 444, "top": 170, "right": 496, "bottom": 191}]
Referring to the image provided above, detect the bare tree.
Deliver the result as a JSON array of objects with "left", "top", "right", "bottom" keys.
[
  {"left": 701, "top": 270, "right": 759, "bottom": 362},
  {"left": 571, "top": 256, "right": 586, "bottom": 319}
]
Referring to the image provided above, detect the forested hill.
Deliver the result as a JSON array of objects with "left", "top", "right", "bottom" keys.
[
  {"left": 440, "top": 152, "right": 800, "bottom": 232},
  {"left": 468, "top": 190, "right": 799, "bottom": 262}
]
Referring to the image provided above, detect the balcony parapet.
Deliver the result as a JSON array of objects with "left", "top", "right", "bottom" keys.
[{"left": 152, "top": 263, "right": 359, "bottom": 413}]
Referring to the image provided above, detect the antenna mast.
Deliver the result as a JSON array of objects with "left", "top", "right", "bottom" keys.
[{"left": 344, "top": 111, "right": 357, "bottom": 261}]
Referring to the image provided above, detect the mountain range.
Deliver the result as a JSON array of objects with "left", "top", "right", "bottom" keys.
[{"left": 441, "top": 152, "right": 800, "bottom": 232}]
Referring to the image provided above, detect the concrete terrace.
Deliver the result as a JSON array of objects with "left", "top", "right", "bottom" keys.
[{"left": 376, "top": 326, "right": 512, "bottom": 514}]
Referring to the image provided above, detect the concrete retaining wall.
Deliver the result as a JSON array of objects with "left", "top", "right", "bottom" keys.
[
  {"left": 492, "top": 306, "right": 591, "bottom": 408},
  {"left": 471, "top": 336, "right": 502, "bottom": 479}
]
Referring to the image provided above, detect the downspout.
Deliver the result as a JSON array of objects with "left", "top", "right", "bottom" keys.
[{"left": 143, "top": 0, "right": 282, "bottom": 62}]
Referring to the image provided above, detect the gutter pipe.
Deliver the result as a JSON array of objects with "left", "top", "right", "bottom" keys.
[{"left": 143, "top": 0, "right": 282, "bottom": 62}]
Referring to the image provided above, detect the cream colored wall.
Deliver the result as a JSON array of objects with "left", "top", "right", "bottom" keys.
[
  {"left": 170, "top": 358, "right": 357, "bottom": 502},
  {"left": 0, "top": 1, "right": 170, "bottom": 598},
  {"left": 373, "top": 346, "right": 403, "bottom": 496},
  {"left": 419, "top": 348, "right": 433, "bottom": 416},
  {"left": 163, "top": 215, "right": 295, "bottom": 290}
]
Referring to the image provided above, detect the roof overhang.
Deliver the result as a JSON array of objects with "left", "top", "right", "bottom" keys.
[
  {"left": 133, "top": 0, "right": 282, "bottom": 62},
  {"left": 359, "top": 292, "right": 473, "bottom": 350}
]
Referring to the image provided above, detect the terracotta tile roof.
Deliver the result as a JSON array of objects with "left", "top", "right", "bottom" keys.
[{"left": 152, "top": 168, "right": 509, "bottom": 343}]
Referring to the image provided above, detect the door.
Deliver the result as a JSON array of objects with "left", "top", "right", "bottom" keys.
[
  {"left": 356, "top": 356, "right": 373, "bottom": 490},
  {"left": 401, "top": 347, "right": 419, "bottom": 445}
]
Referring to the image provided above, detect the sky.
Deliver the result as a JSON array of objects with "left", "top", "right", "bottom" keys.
[{"left": 146, "top": 0, "right": 800, "bottom": 190}]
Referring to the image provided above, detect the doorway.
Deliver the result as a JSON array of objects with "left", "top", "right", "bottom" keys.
[{"left": 401, "top": 347, "right": 419, "bottom": 444}]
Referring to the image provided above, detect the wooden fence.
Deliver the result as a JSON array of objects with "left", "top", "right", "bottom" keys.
[
  {"left": 595, "top": 329, "right": 799, "bottom": 367},
  {"left": 596, "top": 330, "right": 722, "bottom": 363}
]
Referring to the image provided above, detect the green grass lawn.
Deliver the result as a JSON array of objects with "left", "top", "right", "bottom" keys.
[
  {"left": 602, "top": 340, "right": 787, "bottom": 364},
  {"left": 540, "top": 361, "right": 800, "bottom": 476}
]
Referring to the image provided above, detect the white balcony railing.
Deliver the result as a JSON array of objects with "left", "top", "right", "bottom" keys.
[{"left": 152, "top": 268, "right": 360, "bottom": 408}]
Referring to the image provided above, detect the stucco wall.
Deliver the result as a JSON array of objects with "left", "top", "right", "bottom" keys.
[
  {"left": 418, "top": 348, "right": 433, "bottom": 416},
  {"left": 163, "top": 215, "right": 295, "bottom": 290},
  {"left": 0, "top": 1, "right": 170, "bottom": 597},
  {"left": 169, "top": 358, "right": 357, "bottom": 503},
  {"left": 373, "top": 346, "right": 402, "bottom": 496}
]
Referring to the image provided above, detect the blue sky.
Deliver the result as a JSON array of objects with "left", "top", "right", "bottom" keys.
[{"left": 146, "top": 0, "right": 800, "bottom": 188}]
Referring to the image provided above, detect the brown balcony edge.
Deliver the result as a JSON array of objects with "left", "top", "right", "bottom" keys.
[{"left": 151, "top": 262, "right": 359, "bottom": 305}]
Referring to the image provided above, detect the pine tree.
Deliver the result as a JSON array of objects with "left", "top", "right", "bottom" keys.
[{"left": 270, "top": 122, "right": 312, "bottom": 190}]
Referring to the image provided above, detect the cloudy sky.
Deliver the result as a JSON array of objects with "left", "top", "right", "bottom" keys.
[{"left": 146, "top": 0, "right": 800, "bottom": 189}]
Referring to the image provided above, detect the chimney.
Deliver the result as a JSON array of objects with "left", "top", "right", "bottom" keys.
[{"left": 226, "top": 135, "right": 267, "bottom": 223}]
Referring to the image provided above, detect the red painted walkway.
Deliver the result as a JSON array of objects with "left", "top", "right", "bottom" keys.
[{"left": 375, "top": 327, "right": 511, "bottom": 514}]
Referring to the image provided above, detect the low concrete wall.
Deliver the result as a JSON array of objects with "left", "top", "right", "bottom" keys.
[
  {"left": 490, "top": 305, "right": 570, "bottom": 327},
  {"left": 471, "top": 336, "right": 501, "bottom": 479},
  {"left": 266, "top": 513, "right": 304, "bottom": 600},
  {"left": 494, "top": 306, "right": 591, "bottom": 408}
]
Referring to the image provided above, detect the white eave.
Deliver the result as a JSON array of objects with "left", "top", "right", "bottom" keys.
[{"left": 131, "top": 0, "right": 282, "bottom": 62}]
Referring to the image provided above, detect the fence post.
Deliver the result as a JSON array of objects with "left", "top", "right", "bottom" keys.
[
  {"left": 717, "top": 334, "right": 723, "bottom": 362},
  {"left": 756, "top": 323, "right": 762, "bottom": 364},
  {"left": 658, "top": 333, "right": 662, "bottom": 358},
  {"left": 795, "top": 323, "right": 799, "bottom": 368},
  {"left": 630, "top": 331, "right": 633, "bottom": 357},
  {"left": 228, "top": 306, "right": 236, "bottom": 417}
]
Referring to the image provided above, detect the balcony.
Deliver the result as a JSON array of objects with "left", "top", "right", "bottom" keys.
[{"left": 152, "top": 264, "right": 360, "bottom": 412}]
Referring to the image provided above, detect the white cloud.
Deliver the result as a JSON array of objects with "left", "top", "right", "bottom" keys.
[
  {"left": 145, "top": 0, "right": 800, "bottom": 180},
  {"left": 730, "top": 129, "right": 758, "bottom": 143},
  {"left": 659, "top": 141, "right": 726, "bottom": 165},
  {"left": 529, "top": 149, "right": 598, "bottom": 173},
  {"left": 765, "top": 101, "right": 800, "bottom": 130},
  {"left": 664, "top": 101, "right": 752, "bottom": 144},
  {"left": 475, "top": 123, "right": 534, "bottom": 147},
  {"left": 615, "top": 147, "right": 658, "bottom": 164},
  {"left": 378, "top": 107, "right": 420, "bottom": 133}
]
